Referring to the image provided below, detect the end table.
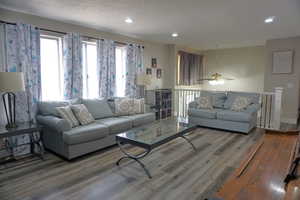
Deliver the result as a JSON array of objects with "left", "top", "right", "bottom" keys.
[{"left": 0, "top": 123, "right": 44, "bottom": 164}]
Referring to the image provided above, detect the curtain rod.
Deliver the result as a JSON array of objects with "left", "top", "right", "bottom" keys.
[{"left": 0, "top": 19, "right": 144, "bottom": 48}]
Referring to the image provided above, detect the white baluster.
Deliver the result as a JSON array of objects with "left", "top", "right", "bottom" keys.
[{"left": 273, "top": 87, "right": 283, "bottom": 130}]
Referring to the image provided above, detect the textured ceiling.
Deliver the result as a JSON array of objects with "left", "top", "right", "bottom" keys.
[{"left": 0, "top": 0, "right": 299, "bottom": 49}]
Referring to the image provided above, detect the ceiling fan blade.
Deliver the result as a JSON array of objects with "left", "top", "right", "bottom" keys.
[{"left": 198, "top": 78, "right": 215, "bottom": 81}]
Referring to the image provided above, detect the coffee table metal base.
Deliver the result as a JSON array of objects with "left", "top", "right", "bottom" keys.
[
  {"left": 116, "top": 136, "right": 197, "bottom": 179},
  {"left": 116, "top": 140, "right": 152, "bottom": 178}
]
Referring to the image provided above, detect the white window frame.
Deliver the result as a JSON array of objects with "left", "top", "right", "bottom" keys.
[
  {"left": 115, "top": 45, "right": 127, "bottom": 97},
  {"left": 40, "top": 34, "right": 64, "bottom": 101},
  {"left": 82, "top": 40, "right": 98, "bottom": 99}
]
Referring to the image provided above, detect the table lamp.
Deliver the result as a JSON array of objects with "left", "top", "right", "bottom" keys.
[{"left": 0, "top": 72, "right": 25, "bottom": 129}]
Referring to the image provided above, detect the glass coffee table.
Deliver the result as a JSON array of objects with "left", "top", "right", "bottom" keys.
[{"left": 116, "top": 118, "right": 197, "bottom": 178}]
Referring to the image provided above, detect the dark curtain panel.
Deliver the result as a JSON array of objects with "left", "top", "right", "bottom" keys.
[{"left": 178, "top": 51, "right": 203, "bottom": 85}]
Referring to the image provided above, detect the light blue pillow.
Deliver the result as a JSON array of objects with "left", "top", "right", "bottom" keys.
[
  {"left": 38, "top": 101, "right": 69, "bottom": 117},
  {"left": 82, "top": 99, "right": 114, "bottom": 119},
  {"left": 197, "top": 91, "right": 227, "bottom": 108},
  {"left": 38, "top": 98, "right": 83, "bottom": 117},
  {"left": 224, "top": 92, "right": 259, "bottom": 109}
]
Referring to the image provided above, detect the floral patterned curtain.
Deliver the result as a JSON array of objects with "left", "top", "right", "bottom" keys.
[
  {"left": 97, "top": 39, "right": 116, "bottom": 98},
  {"left": 0, "top": 22, "right": 41, "bottom": 156},
  {"left": 125, "top": 44, "right": 144, "bottom": 97},
  {"left": 63, "top": 33, "right": 83, "bottom": 100}
]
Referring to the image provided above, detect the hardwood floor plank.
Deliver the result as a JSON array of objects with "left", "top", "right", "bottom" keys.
[{"left": 0, "top": 127, "right": 263, "bottom": 200}]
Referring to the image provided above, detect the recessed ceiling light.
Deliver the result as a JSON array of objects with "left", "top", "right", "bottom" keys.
[
  {"left": 125, "top": 17, "right": 133, "bottom": 24},
  {"left": 265, "top": 16, "right": 275, "bottom": 24},
  {"left": 172, "top": 32, "right": 179, "bottom": 37}
]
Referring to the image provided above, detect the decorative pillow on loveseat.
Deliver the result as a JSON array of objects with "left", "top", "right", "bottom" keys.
[
  {"left": 199, "top": 91, "right": 227, "bottom": 108},
  {"left": 230, "top": 96, "right": 251, "bottom": 112},
  {"left": 196, "top": 96, "right": 213, "bottom": 110},
  {"left": 224, "top": 92, "right": 259, "bottom": 109},
  {"left": 71, "top": 104, "right": 95, "bottom": 125},
  {"left": 56, "top": 106, "right": 79, "bottom": 128}
]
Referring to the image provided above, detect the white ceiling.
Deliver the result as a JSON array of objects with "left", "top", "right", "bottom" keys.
[{"left": 0, "top": 0, "right": 299, "bottom": 49}]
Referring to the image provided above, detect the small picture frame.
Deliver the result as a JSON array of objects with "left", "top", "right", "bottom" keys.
[
  {"left": 272, "top": 50, "right": 293, "bottom": 74},
  {"left": 146, "top": 68, "right": 152, "bottom": 75},
  {"left": 156, "top": 69, "right": 162, "bottom": 79},
  {"left": 151, "top": 58, "right": 157, "bottom": 68}
]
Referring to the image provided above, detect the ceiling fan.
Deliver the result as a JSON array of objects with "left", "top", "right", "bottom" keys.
[{"left": 199, "top": 73, "right": 234, "bottom": 85}]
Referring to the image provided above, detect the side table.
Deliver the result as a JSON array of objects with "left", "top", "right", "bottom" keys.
[{"left": 0, "top": 123, "right": 44, "bottom": 165}]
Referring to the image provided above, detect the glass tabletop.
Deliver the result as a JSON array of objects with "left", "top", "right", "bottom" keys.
[
  {"left": 0, "top": 122, "right": 42, "bottom": 138},
  {"left": 116, "top": 118, "right": 196, "bottom": 146}
]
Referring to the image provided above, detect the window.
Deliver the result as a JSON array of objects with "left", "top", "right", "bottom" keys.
[
  {"left": 115, "top": 46, "right": 127, "bottom": 97},
  {"left": 82, "top": 41, "right": 98, "bottom": 99},
  {"left": 177, "top": 51, "right": 203, "bottom": 86},
  {"left": 40, "top": 35, "right": 63, "bottom": 101}
]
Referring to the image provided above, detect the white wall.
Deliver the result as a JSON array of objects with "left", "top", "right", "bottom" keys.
[
  {"left": 264, "top": 37, "right": 300, "bottom": 124},
  {"left": 143, "top": 43, "right": 170, "bottom": 89},
  {"left": 171, "top": 45, "right": 266, "bottom": 93},
  {"left": 201, "top": 46, "right": 266, "bottom": 92}
]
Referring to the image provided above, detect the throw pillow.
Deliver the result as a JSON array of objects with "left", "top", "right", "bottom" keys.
[
  {"left": 133, "top": 98, "right": 145, "bottom": 114},
  {"left": 82, "top": 98, "right": 114, "bottom": 119},
  {"left": 231, "top": 96, "right": 251, "bottom": 112},
  {"left": 70, "top": 104, "right": 95, "bottom": 125},
  {"left": 115, "top": 98, "right": 135, "bottom": 116},
  {"left": 56, "top": 106, "right": 79, "bottom": 128},
  {"left": 196, "top": 96, "right": 213, "bottom": 110}
]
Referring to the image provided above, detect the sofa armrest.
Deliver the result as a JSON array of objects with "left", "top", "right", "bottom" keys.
[
  {"left": 36, "top": 115, "right": 72, "bottom": 132},
  {"left": 244, "top": 104, "right": 260, "bottom": 114},
  {"left": 189, "top": 101, "right": 198, "bottom": 109}
]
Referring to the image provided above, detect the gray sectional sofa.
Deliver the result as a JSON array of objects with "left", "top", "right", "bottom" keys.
[
  {"left": 36, "top": 98, "right": 155, "bottom": 160},
  {"left": 188, "top": 91, "right": 260, "bottom": 134}
]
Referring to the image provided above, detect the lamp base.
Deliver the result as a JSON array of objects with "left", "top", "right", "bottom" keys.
[
  {"left": 5, "top": 123, "right": 18, "bottom": 130},
  {"left": 2, "top": 92, "right": 17, "bottom": 130}
]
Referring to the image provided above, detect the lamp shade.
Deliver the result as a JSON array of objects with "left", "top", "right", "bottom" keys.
[
  {"left": 137, "top": 74, "right": 151, "bottom": 86},
  {"left": 0, "top": 72, "right": 25, "bottom": 92}
]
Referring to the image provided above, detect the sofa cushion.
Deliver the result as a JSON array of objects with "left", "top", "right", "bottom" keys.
[
  {"left": 224, "top": 92, "right": 259, "bottom": 109},
  {"left": 122, "top": 113, "right": 156, "bottom": 127},
  {"left": 96, "top": 117, "right": 132, "bottom": 135},
  {"left": 188, "top": 108, "right": 218, "bottom": 119},
  {"left": 216, "top": 110, "right": 252, "bottom": 122},
  {"left": 69, "top": 98, "right": 82, "bottom": 105},
  {"left": 38, "top": 101, "right": 70, "bottom": 117},
  {"left": 63, "top": 123, "right": 109, "bottom": 145},
  {"left": 38, "top": 99, "right": 82, "bottom": 117},
  {"left": 197, "top": 91, "right": 227, "bottom": 108},
  {"left": 82, "top": 99, "right": 114, "bottom": 119}
]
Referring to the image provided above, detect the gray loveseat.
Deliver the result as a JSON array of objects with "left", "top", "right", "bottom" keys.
[
  {"left": 188, "top": 91, "right": 260, "bottom": 134},
  {"left": 36, "top": 98, "right": 155, "bottom": 160}
]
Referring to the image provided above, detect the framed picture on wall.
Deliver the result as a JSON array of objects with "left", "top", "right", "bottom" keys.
[
  {"left": 146, "top": 68, "right": 152, "bottom": 75},
  {"left": 151, "top": 58, "right": 157, "bottom": 68},
  {"left": 272, "top": 50, "right": 293, "bottom": 74},
  {"left": 157, "top": 69, "right": 162, "bottom": 79}
]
